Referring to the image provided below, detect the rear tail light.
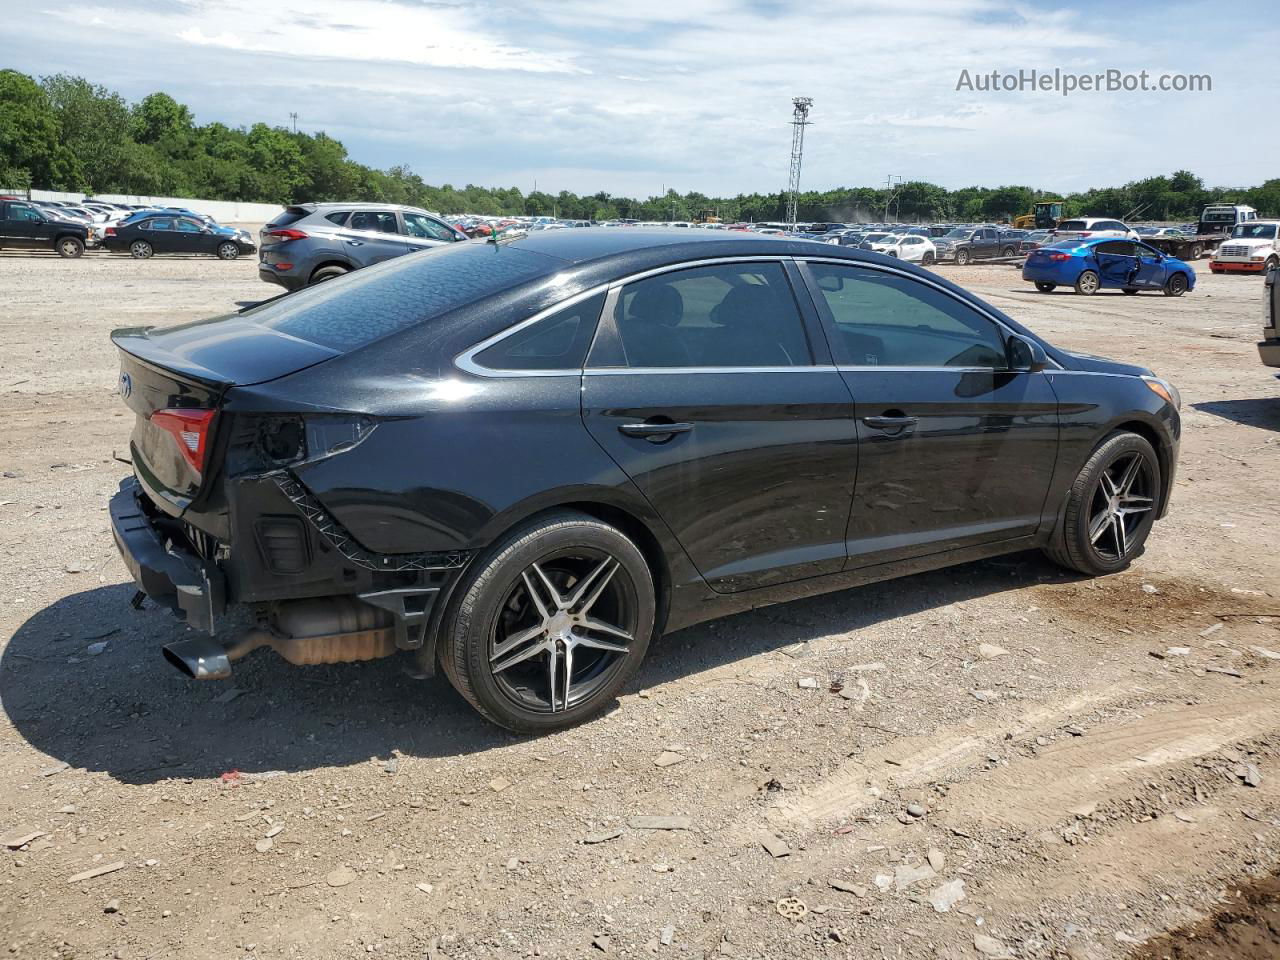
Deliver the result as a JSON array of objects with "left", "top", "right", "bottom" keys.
[
  {"left": 266, "top": 228, "right": 308, "bottom": 241},
  {"left": 150, "top": 408, "right": 216, "bottom": 476},
  {"left": 105, "top": 227, "right": 116, "bottom": 236},
  {"left": 1047, "top": 252, "right": 1071, "bottom": 261},
  {"left": 1078, "top": 231, "right": 1092, "bottom": 238}
]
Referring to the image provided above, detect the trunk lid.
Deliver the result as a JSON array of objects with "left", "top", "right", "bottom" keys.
[{"left": 113, "top": 317, "right": 340, "bottom": 513}]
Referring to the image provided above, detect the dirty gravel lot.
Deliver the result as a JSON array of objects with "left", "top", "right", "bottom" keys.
[{"left": 1, "top": 248, "right": 1279, "bottom": 960}]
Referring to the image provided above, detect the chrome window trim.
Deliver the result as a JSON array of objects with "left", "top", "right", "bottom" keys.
[
  {"left": 794, "top": 256, "right": 1064, "bottom": 371},
  {"left": 585, "top": 365, "right": 838, "bottom": 376}
]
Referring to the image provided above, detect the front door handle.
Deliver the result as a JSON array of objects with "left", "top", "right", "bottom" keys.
[
  {"left": 619, "top": 421, "right": 693, "bottom": 439},
  {"left": 863, "top": 415, "right": 918, "bottom": 430},
  {"left": 345, "top": 239, "right": 364, "bottom": 246}
]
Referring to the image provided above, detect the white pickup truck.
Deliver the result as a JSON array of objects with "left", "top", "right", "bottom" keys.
[{"left": 1210, "top": 220, "right": 1280, "bottom": 275}]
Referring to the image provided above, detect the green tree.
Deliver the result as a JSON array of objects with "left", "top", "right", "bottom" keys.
[{"left": 0, "top": 69, "right": 72, "bottom": 188}]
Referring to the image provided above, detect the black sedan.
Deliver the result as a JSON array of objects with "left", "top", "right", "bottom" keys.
[
  {"left": 108, "top": 230, "right": 1180, "bottom": 732},
  {"left": 102, "top": 214, "right": 256, "bottom": 260}
]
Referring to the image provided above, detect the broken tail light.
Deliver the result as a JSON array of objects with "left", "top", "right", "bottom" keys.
[{"left": 151, "top": 408, "right": 216, "bottom": 477}]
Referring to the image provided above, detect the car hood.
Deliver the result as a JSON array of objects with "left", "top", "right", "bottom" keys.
[
  {"left": 1059, "top": 350, "right": 1152, "bottom": 378},
  {"left": 1221, "top": 238, "right": 1274, "bottom": 249}
]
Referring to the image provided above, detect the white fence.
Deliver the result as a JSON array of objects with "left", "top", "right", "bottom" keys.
[{"left": 4, "top": 188, "right": 283, "bottom": 225}]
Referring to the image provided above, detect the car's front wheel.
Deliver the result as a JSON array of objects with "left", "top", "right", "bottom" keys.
[
  {"left": 217, "top": 241, "right": 240, "bottom": 260},
  {"left": 1074, "top": 270, "right": 1100, "bottom": 295},
  {"left": 955, "top": 249, "right": 971, "bottom": 265},
  {"left": 1044, "top": 431, "right": 1161, "bottom": 576},
  {"left": 1163, "top": 272, "right": 1188, "bottom": 297},
  {"left": 440, "top": 512, "right": 655, "bottom": 732}
]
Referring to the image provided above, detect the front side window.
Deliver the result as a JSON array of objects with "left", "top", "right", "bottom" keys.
[
  {"left": 348, "top": 211, "right": 399, "bottom": 233},
  {"left": 404, "top": 213, "right": 458, "bottom": 242},
  {"left": 609, "top": 262, "right": 811, "bottom": 368},
  {"left": 8, "top": 204, "right": 43, "bottom": 222},
  {"left": 807, "top": 263, "right": 1006, "bottom": 369},
  {"left": 175, "top": 219, "right": 202, "bottom": 233},
  {"left": 472, "top": 292, "right": 606, "bottom": 372}
]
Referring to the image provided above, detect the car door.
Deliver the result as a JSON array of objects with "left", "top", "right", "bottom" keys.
[
  {"left": 340, "top": 210, "right": 409, "bottom": 265},
  {"left": 144, "top": 217, "right": 178, "bottom": 253},
  {"left": 2, "top": 202, "right": 49, "bottom": 249},
  {"left": 1133, "top": 242, "right": 1167, "bottom": 288},
  {"left": 173, "top": 217, "right": 211, "bottom": 254},
  {"left": 797, "top": 259, "right": 1059, "bottom": 569},
  {"left": 980, "top": 228, "right": 1001, "bottom": 257},
  {"left": 580, "top": 259, "right": 859, "bottom": 593},
  {"left": 1094, "top": 240, "right": 1138, "bottom": 288}
]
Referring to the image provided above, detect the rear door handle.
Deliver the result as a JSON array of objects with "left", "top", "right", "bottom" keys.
[
  {"left": 619, "top": 422, "right": 693, "bottom": 439},
  {"left": 862, "top": 415, "right": 918, "bottom": 430}
]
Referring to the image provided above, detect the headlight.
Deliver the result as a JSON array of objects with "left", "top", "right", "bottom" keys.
[{"left": 1141, "top": 375, "right": 1180, "bottom": 410}]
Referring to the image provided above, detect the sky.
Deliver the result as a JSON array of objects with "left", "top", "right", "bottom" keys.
[{"left": 4, "top": 0, "right": 1277, "bottom": 198}]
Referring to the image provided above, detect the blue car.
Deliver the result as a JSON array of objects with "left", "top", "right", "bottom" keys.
[{"left": 1023, "top": 237, "right": 1195, "bottom": 297}]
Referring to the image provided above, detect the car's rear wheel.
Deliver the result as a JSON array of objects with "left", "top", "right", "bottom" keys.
[
  {"left": 310, "top": 264, "right": 349, "bottom": 285},
  {"left": 217, "top": 241, "right": 240, "bottom": 260},
  {"left": 1044, "top": 432, "right": 1161, "bottom": 576},
  {"left": 955, "top": 249, "right": 971, "bottom": 265},
  {"left": 1074, "top": 270, "right": 1100, "bottom": 295},
  {"left": 1001, "top": 245, "right": 1016, "bottom": 257},
  {"left": 1034, "top": 281, "right": 1056, "bottom": 293},
  {"left": 921, "top": 252, "right": 934, "bottom": 266},
  {"left": 56, "top": 236, "right": 84, "bottom": 259},
  {"left": 441, "top": 511, "right": 655, "bottom": 732},
  {"left": 1163, "top": 273, "right": 1188, "bottom": 297},
  {"left": 130, "top": 240, "right": 153, "bottom": 259},
  {"left": 1189, "top": 243, "right": 1203, "bottom": 260}
]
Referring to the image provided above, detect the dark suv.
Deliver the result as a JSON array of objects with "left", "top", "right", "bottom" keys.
[
  {"left": 932, "top": 226, "right": 1018, "bottom": 264},
  {"left": 0, "top": 199, "right": 89, "bottom": 257},
  {"left": 258, "top": 202, "right": 467, "bottom": 291}
]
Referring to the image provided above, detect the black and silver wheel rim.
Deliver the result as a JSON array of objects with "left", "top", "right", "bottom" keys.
[
  {"left": 1168, "top": 275, "right": 1185, "bottom": 294},
  {"left": 131, "top": 241, "right": 151, "bottom": 258},
  {"left": 1088, "top": 452, "right": 1155, "bottom": 562},
  {"left": 489, "top": 549, "right": 637, "bottom": 714},
  {"left": 218, "top": 242, "right": 238, "bottom": 259}
]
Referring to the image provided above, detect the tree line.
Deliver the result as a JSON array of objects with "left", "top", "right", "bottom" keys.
[{"left": 2, "top": 69, "right": 1276, "bottom": 223}]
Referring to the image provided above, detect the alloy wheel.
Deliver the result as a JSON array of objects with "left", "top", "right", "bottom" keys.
[
  {"left": 489, "top": 550, "right": 638, "bottom": 713},
  {"left": 218, "top": 242, "right": 239, "bottom": 260},
  {"left": 131, "top": 241, "right": 152, "bottom": 259},
  {"left": 1087, "top": 452, "right": 1155, "bottom": 562}
]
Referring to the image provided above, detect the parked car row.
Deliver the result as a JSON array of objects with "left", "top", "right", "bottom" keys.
[{"left": 0, "top": 195, "right": 255, "bottom": 260}]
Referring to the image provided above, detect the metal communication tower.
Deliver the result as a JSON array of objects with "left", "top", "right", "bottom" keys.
[{"left": 785, "top": 97, "right": 813, "bottom": 228}]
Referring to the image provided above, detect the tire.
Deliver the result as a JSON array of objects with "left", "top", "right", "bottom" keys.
[
  {"left": 1163, "top": 273, "right": 1188, "bottom": 297},
  {"left": 1121, "top": 287, "right": 1139, "bottom": 295},
  {"left": 216, "top": 241, "right": 240, "bottom": 260},
  {"left": 1001, "top": 246, "right": 1016, "bottom": 257},
  {"left": 1189, "top": 243, "right": 1203, "bottom": 260},
  {"left": 1074, "top": 270, "right": 1100, "bottom": 295},
  {"left": 309, "top": 264, "right": 350, "bottom": 285},
  {"left": 1034, "top": 282, "right": 1056, "bottom": 293},
  {"left": 1044, "top": 432, "right": 1161, "bottom": 576},
  {"left": 921, "top": 252, "right": 935, "bottom": 266},
  {"left": 955, "top": 249, "right": 971, "bottom": 266},
  {"left": 56, "top": 236, "right": 84, "bottom": 259},
  {"left": 130, "top": 240, "right": 153, "bottom": 259},
  {"left": 1266, "top": 256, "right": 1279, "bottom": 272},
  {"left": 440, "top": 511, "right": 656, "bottom": 733}
]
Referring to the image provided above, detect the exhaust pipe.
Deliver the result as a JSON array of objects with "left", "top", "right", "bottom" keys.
[{"left": 162, "top": 597, "right": 398, "bottom": 681}]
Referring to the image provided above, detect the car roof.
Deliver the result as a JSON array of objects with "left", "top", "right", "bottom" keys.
[
  {"left": 298, "top": 202, "right": 425, "bottom": 213},
  {"left": 492, "top": 226, "right": 848, "bottom": 263}
]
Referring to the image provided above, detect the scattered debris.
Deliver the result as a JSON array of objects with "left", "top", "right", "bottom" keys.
[
  {"left": 1205, "top": 666, "right": 1243, "bottom": 678},
  {"left": 488, "top": 777, "right": 511, "bottom": 792},
  {"left": 928, "top": 878, "right": 966, "bottom": 913},
  {"left": 103, "top": 898, "right": 120, "bottom": 914},
  {"left": 974, "top": 933, "right": 1011, "bottom": 957},
  {"left": 583, "top": 829, "right": 623, "bottom": 845},
  {"left": 775, "top": 897, "right": 808, "bottom": 921},
  {"left": 654, "top": 751, "right": 686, "bottom": 768},
  {"left": 1140, "top": 584, "right": 1159, "bottom": 595},
  {"left": 383, "top": 758, "right": 399, "bottom": 774},
  {"left": 629, "top": 816, "right": 692, "bottom": 831},
  {"left": 254, "top": 838, "right": 273, "bottom": 853},
  {"left": 829, "top": 879, "right": 868, "bottom": 897},
  {"left": 905, "top": 803, "right": 927, "bottom": 819},
  {"left": 927, "top": 848, "right": 945, "bottom": 872},
  {"left": 760, "top": 834, "right": 790, "bottom": 858},
  {"left": 797, "top": 677, "right": 819, "bottom": 690},
  {"left": 39, "top": 761, "right": 69, "bottom": 777},
  {"left": 894, "top": 863, "right": 936, "bottom": 891},
  {"left": 86, "top": 641, "right": 109, "bottom": 656},
  {"left": 325, "top": 866, "right": 357, "bottom": 887},
  {"left": 1236, "top": 763, "right": 1263, "bottom": 787},
  {"left": 978, "top": 643, "right": 1008, "bottom": 659},
  {"left": 660, "top": 925, "right": 675, "bottom": 946},
  {"left": 1250, "top": 645, "right": 1280, "bottom": 661},
  {"left": 971, "top": 690, "right": 998, "bottom": 703},
  {"left": 1199, "top": 623, "right": 1224, "bottom": 638},
  {"left": 2, "top": 828, "right": 44, "bottom": 849},
  {"left": 67, "top": 861, "right": 126, "bottom": 884},
  {"left": 1165, "top": 647, "right": 1192, "bottom": 657},
  {"left": 592, "top": 934, "right": 611, "bottom": 952},
  {"left": 415, "top": 882, "right": 434, "bottom": 894},
  {"left": 212, "top": 687, "right": 244, "bottom": 704}
]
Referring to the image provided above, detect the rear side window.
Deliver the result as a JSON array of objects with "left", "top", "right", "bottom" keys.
[
  {"left": 1095, "top": 240, "right": 1135, "bottom": 256},
  {"left": 349, "top": 211, "right": 399, "bottom": 233},
  {"left": 608, "top": 262, "right": 811, "bottom": 369},
  {"left": 808, "top": 263, "right": 1006, "bottom": 369},
  {"left": 147, "top": 218, "right": 174, "bottom": 231},
  {"left": 324, "top": 211, "right": 351, "bottom": 226},
  {"left": 240, "top": 244, "right": 557, "bottom": 352},
  {"left": 473, "top": 292, "right": 606, "bottom": 371}
]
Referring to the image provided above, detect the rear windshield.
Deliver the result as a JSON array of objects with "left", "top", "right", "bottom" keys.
[
  {"left": 1042, "top": 241, "right": 1080, "bottom": 251},
  {"left": 239, "top": 243, "right": 558, "bottom": 352},
  {"left": 1056, "top": 220, "right": 1087, "bottom": 231},
  {"left": 270, "top": 208, "right": 310, "bottom": 228}
]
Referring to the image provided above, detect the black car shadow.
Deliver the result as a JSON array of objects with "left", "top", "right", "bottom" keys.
[
  {"left": 0, "top": 553, "right": 1072, "bottom": 784},
  {"left": 1192, "top": 398, "right": 1280, "bottom": 433}
]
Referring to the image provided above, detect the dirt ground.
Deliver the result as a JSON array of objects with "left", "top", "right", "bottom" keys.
[{"left": 1, "top": 247, "right": 1278, "bottom": 960}]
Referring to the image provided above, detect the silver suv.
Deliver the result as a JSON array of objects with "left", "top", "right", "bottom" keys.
[{"left": 258, "top": 202, "right": 467, "bottom": 291}]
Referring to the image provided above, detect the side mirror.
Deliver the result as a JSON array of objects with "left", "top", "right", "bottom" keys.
[{"left": 1006, "top": 334, "right": 1047, "bottom": 373}]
